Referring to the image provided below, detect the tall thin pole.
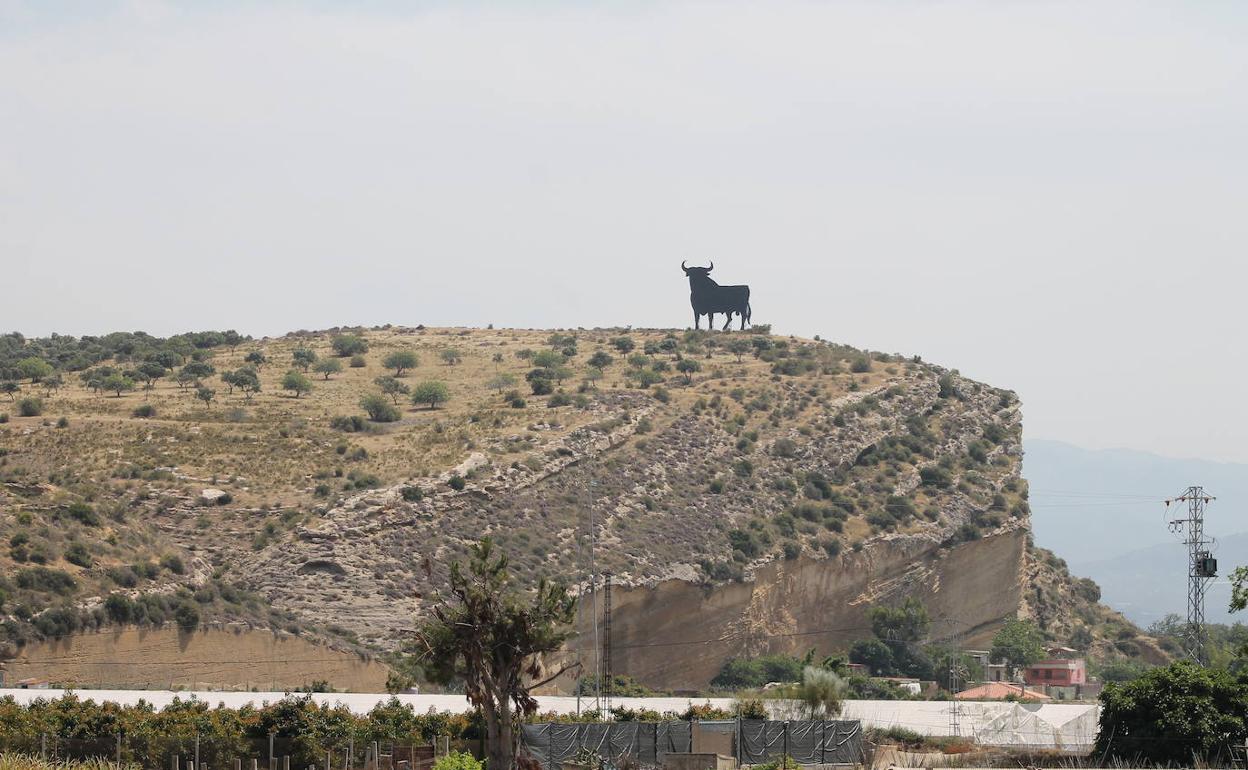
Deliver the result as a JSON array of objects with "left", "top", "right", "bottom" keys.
[
  {"left": 1167, "top": 486, "right": 1217, "bottom": 665},
  {"left": 603, "top": 572, "right": 613, "bottom": 717},
  {"left": 588, "top": 480, "right": 601, "bottom": 716}
]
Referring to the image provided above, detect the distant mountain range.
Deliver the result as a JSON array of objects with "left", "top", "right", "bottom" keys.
[{"left": 1025, "top": 439, "right": 1248, "bottom": 626}]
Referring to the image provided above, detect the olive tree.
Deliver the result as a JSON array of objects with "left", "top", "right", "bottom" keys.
[
  {"left": 383, "top": 350, "right": 420, "bottom": 376},
  {"left": 282, "top": 371, "right": 313, "bottom": 398},
  {"left": 374, "top": 375, "right": 410, "bottom": 404},
  {"left": 313, "top": 359, "right": 343, "bottom": 380},
  {"left": 292, "top": 348, "right": 318, "bottom": 371},
  {"left": 332, "top": 334, "right": 369, "bottom": 357},
  {"left": 411, "top": 381, "right": 450, "bottom": 410},
  {"left": 196, "top": 386, "right": 216, "bottom": 408},
  {"left": 102, "top": 374, "right": 136, "bottom": 397}
]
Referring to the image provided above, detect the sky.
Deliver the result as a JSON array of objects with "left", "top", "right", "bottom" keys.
[{"left": 2, "top": 1, "right": 1247, "bottom": 462}]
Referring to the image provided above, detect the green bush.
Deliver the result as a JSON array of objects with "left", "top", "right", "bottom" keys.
[
  {"left": 16, "top": 566, "right": 77, "bottom": 595},
  {"left": 361, "top": 394, "right": 401, "bottom": 422},
  {"left": 448, "top": 475, "right": 466, "bottom": 491},
  {"left": 64, "top": 502, "right": 101, "bottom": 526},
  {"left": 64, "top": 542, "right": 92, "bottom": 568},
  {"left": 17, "top": 396, "right": 42, "bottom": 417},
  {"left": 401, "top": 486, "right": 424, "bottom": 502},
  {"left": 132, "top": 404, "right": 157, "bottom": 418},
  {"left": 432, "top": 753, "right": 483, "bottom": 770}
]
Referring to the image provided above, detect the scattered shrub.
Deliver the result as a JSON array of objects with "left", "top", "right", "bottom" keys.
[
  {"left": 132, "top": 404, "right": 157, "bottom": 418},
  {"left": 17, "top": 397, "right": 42, "bottom": 417}
]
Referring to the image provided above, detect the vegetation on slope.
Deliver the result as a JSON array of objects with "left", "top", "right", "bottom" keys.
[{"left": 0, "top": 324, "right": 1137, "bottom": 679}]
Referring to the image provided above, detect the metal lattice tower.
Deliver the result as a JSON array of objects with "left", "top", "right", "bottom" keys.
[{"left": 1166, "top": 486, "right": 1217, "bottom": 665}]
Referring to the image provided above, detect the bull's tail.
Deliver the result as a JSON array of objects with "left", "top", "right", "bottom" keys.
[{"left": 745, "top": 301, "right": 752, "bottom": 326}]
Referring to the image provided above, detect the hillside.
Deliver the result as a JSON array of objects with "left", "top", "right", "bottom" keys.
[{"left": 0, "top": 326, "right": 1150, "bottom": 689}]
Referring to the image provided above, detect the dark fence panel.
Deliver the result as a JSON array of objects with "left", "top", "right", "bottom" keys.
[
  {"left": 738, "top": 720, "right": 862, "bottom": 765},
  {"left": 523, "top": 720, "right": 861, "bottom": 770},
  {"left": 521, "top": 722, "right": 691, "bottom": 770}
]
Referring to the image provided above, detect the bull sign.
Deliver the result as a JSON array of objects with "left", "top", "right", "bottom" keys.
[{"left": 682, "top": 261, "right": 752, "bottom": 330}]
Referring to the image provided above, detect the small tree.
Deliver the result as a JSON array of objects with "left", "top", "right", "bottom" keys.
[
  {"left": 409, "top": 539, "right": 576, "bottom": 770},
  {"left": 727, "top": 339, "right": 751, "bottom": 363},
  {"left": 676, "top": 358, "right": 702, "bottom": 383},
  {"left": 332, "top": 334, "right": 369, "bottom": 357},
  {"left": 16, "top": 357, "right": 53, "bottom": 383},
  {"left": 1, "top": 381, "right": 19, "bottom": 401},
  {"left": 611, "top": 337, "right": 635, "bottom": 354},
  {"left": 313, "top": 359, "right": 343, "bottom": 380},
  {"left": 183, "top": 361, "right": 215, "bottom": 382},
  {"left": 439, "top": 349, "right": 462, "bottom": 366},
  {"left": 232, "top": 367, "right": 262, "bottom": 401},
  {"left": 101, "top": 374, "right": 136, "bottom": 397},
  {"left": 41, "top": 373, "right": 64, "bottom": 395},
  {"left": 587, "top": 351, "right": 613, "bottom": 373},
  {"left": 244, "top": 350, "right": 269, "bottom": 367},
  {"left": 486, "top": 373, "right": 517, "bottom": 393},
  {"left": 134, "top": 362, "right": 167, "bottom": 390},
  {"left": 411, "top": 381, "right": 450, "bottom": 410},
  {"left": 867, "top": 596, "right": 930, "bottom": 642},
  {"left": 196, "top": 386, "right": 216, "bottom": 408},
  {"left": 990, "top": 617, "right": 1045, "bottom": 677},
  {"left": 292, "top": 348, "right": 318, "bottom": 371},
  {"left": 361, "top": 393, "right": 401, "bottom": 422},
  {"left": 282, "top": 371, "right": 313, "bottom": 398},
  {"left": 375, "top": 376, "right": 410, "bottom": 405},
  {"left": 383, "top": 350, "right": 420, "bottom": 376},
  {"left": 532, "top": 350, "right": 562, "bottom": 369}
]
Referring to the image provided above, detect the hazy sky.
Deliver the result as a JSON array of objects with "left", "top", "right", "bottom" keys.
[{"left": 3, "top": 1, "right": 1247, "bottom": 462}]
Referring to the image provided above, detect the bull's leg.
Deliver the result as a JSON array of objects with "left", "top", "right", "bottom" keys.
[
  {"left": 740, "top": 310, "right": 747, "bottom": 330},
  {"left": 707, "top": 312, "right": 715, "bottom": 330},
  {"left": 723, "top": 313, "right": 733, "bottom": 331},
  {"left": 693, "top": 311, "right": 700, "bottom": 330}
]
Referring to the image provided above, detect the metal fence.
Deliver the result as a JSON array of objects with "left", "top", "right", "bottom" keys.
[{"left": 521, "top": 720, "right": 862, "bottom": 770}]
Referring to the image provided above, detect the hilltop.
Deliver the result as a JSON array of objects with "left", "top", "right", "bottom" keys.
[{"left": 0, "top": 326, "right": 1158, "bottom": 689}]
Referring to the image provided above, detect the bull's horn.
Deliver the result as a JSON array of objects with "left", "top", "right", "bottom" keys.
[
  {"left": 681, "top": 260, "right": 688, "bottom": 271},
  {"left": 707, "top": 260, "right": 714, "bottom": 271}
]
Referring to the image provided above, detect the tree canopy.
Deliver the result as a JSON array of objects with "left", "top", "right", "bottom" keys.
[
  {"left": 409, "top": 539, "right": 576, "bottom": 770},
  {"left": 990, "top": 617, "right": 1045, "bottom": 675},
  {"left": 411, "top": 381, "right": 450, "bottom": 409},
  {"left": 383, "top": 350, "right": 419, "bottom": 376},
  {"left": 1095, "top": 661, "right": 1248, "bottom": 766}
]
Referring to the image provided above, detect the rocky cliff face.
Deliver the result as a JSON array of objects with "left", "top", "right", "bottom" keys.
[
  {"left": 0, "top": 327, "right": 1132, "bottom": 690},
  {"left": 238, "top": 338, "right": 1064, "bottom": 688}
]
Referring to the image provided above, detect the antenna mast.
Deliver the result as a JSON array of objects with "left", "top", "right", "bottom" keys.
[{"left": 1167, "top": 486, "right": 1217, "bottom": 664}]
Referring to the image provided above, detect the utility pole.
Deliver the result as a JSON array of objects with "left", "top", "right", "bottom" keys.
[
  {"left": 603, "top": 572, "right": 613, "bottom": 718},
  {"left": 944, "top": 618, "right": 962, "bottom": 737},
  {"left": 1166, "top": 486, "right": 1217, "bottom": 665}
]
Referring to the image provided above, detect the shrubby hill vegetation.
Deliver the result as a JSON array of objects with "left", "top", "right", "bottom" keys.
[{"left": 0, "top": 325, "right": 1144, "bottom": 685}]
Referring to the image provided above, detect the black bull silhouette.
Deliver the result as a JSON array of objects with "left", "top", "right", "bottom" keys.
[{"left": 682, "top": 261, "right": 752, "bottom": 330}]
